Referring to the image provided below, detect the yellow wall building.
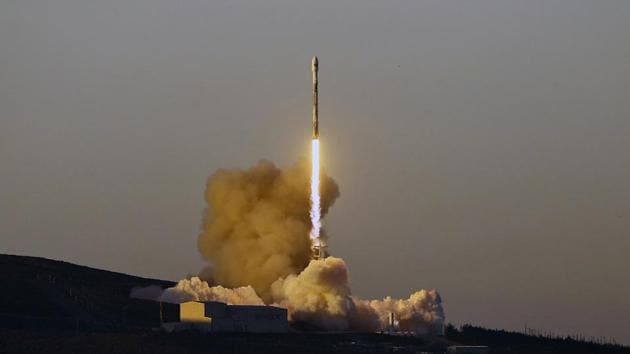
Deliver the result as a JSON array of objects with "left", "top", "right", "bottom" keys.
[{"left": 179, "top": 302, "right": 211, "bottom": 323}]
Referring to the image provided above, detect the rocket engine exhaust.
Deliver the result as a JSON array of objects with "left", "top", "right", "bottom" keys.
[{"left": 310, "top": 56, "right": 326, "bottom": 260}]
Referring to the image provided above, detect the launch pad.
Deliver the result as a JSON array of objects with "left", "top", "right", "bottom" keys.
[{"left": 311, "top": 241, "right": 328, "bottom": 260}]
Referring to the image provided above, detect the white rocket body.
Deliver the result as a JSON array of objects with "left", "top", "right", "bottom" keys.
[{"left": 312, "top": 56, "right": 319, "bottom": 139}]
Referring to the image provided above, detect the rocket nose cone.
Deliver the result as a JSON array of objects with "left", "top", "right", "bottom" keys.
[{"left": 312, "top": 56, "right": 318, "bottom": 69}]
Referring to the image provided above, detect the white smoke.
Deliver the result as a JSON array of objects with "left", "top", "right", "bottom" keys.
[
  {"left": 159, "top": 277, "right": 264, "bottom": 305},
  {"left": 270, "top": 257, "right": 444, "bottom": 332},
  {"left": 129, "top": 285, "right": 164, "bottom": 301},
  {"left": 364, "top": 290, "right": 444, "bottom": 334},
  {"left": 156, "top": 257, "right": 443, "bottom": 333},
  {"left": 138, "top": 159, "right": 444, "bottom": 333},
  {"left": 271, "top": 257, "right": 353, "bottom": 330}
]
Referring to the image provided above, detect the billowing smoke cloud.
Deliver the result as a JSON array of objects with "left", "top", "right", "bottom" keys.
[
  {"left": 160, "top": 277, "right": 264, "bottom": 305},
  {"left": 156, "top": 257, "right": 443, "bottom": 332},
  {"left": 270, "top": 257, "right": 443, "bottom": 332},
  {"left": 197, "top": 159, "right": 339, "bottom": 301},
  {"left": 365, "top": 290, "right": 444, "bottom": 334},
  {"left": 147, "top": 158, "right": 444, "bottom": 333},
  {"left": 270, "top": 257, "right": 353, "bottom": 330}
]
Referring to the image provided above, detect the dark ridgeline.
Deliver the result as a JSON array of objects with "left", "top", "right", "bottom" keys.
[
  {"left": 0, "top": 253, "right": 174, "bottom": 331},
  {"left": 445, "top": 324, "right": 630, "bottom": 354},
  {"left": 0, "top": 254, "right": 628, "bottom": 354}
]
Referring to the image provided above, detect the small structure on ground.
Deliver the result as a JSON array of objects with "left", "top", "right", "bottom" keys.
[
  {"left": 446, "top": 346, "right": 489, "bottom": 354},
  {"left": 127, "top": 299, "right": 288, "bottom": 333}
]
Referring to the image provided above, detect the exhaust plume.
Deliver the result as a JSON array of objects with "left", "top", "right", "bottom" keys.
[
  {"left": 309, "top": 139, "right": 322, "bottom": 245},
  {"left": 271, "top": 257, "right": 352, "bottom": 330},
  {"left": 270, "top": 257, "right": 444, "bottom": 332},
  {"left": 147, "top": 158, "right": 445, "bottom": 332},
  {"left": 158, "top": 257, "right": 444, "bottom": 333},
  {"left": 160, "top": 277, "right": 264, "bottom": 305},
  {"left": 366, "top": 290, "right": 444, "bottom": 334},
  {"left": 196, "top": 159, "right": 339, "bottom": 301}
]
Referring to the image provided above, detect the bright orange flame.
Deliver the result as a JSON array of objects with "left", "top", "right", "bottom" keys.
[{"left": 309, "top": 139, "right": 321, "bottom": 244}]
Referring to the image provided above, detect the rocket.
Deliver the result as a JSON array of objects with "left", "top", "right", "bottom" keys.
[{"left": 312, "top": 56, "right": 319, "bottom": 139}]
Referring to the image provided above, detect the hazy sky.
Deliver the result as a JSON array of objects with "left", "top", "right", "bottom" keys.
[{"left": 1, "top": 0, "right": 629, "bottom": 344}]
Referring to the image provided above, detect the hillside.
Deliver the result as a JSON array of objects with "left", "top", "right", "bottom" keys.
[
  {"left": 0, "top": 254, "right": 174, "bottom": 330},
  {"left": 447, "top": 325, "right": 630, "bottom": 354}
]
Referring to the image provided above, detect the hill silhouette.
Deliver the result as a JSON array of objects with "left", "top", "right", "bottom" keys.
[
  {"left": 0, "top": 254, "right": 173, "bottom": 331},
  {"left": 447, "top": 324, "right": 629, "bottom": 354}
]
